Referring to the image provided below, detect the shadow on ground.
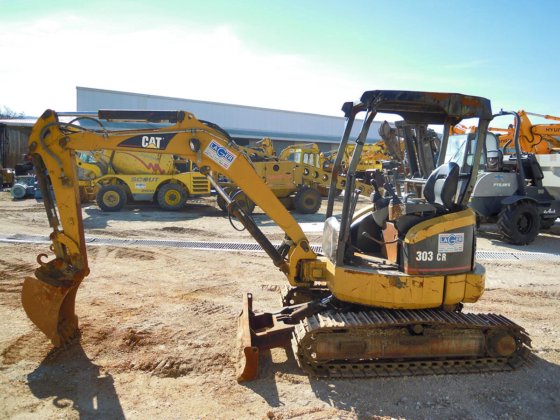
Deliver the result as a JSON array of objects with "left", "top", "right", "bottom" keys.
[
  {"left": 27, "top": 342, "right": 125, "bottom": 419},
  {"left": 238, "top": 349, "right": 302, "bottom": 408},
  {"left": 237, "top": 349, "right": 560, "bottom": 418},
  {"left": 307, "top": 355, "right": 560, "bottom": 419},
  {"left": 82, "top": 201, "right": 332, "bottom": 230},
  {"left": 477, "top": 221, "right": 560, "bottom": 254}
]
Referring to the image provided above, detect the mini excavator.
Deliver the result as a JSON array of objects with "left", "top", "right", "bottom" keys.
[{"left": 22, "top": 90, "right": 530, "bottom": 381}]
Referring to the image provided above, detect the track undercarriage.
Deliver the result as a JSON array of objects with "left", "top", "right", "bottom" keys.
[{"left": 237, "top": 287, "right": 531, "bottom": 381}]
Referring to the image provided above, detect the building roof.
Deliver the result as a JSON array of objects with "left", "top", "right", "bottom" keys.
[
  {"left": 76, "top": 87, "right": 383, "bottom": 144},
  {"left": 0, "top": 118, "right": 36, "bottom": 127}
]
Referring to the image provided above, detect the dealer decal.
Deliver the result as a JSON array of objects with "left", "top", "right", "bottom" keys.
[
  {"left": 203, "top": 140, "right": 236, "bottom": 169},
  {"left": 438, "top": 233, "right": 464, "bottom": 253}
]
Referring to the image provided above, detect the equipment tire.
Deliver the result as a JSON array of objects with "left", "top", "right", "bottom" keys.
[
  {"left": 294, "top": 187, "right": 322, "bottom": 214},
  {"left": 317, "top": 186, "right": 342, "bottom": 198},
  {"left": 216, "top": 186, "right": 233, "bottom": 213},
  {"left": 540, "top": 217, "right": 556, "bottom": 230},
  {"left": 497, "top": 201, "right": 539, "bottom": 245},
  {"left": 96, "top": 184, "right": 127, "bottom": 212},
  {"left": 231, "top": 188, "right": 255, "bottom": 215},
  {"left": 157, "top": 183, "right": 188, "bottom": 211},
  {"left": 216, "top": 194, "right": 228, "bottom": 212}
]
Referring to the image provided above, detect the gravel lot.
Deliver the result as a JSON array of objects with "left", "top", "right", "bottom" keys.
[{"left": 0, "top": 192, "right": 559, "bottom": 419}]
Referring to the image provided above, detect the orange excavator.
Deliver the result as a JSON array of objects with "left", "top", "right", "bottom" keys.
[
  {"left": 453, "top": 110, "right": 560, "bottom": 155},
  {"left": 491, "top": 110, "right": 560, "bottom": 154}
]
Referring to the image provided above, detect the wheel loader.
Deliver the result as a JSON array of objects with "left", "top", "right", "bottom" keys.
[
  {"left": 464, "top": 111, "right": 560, "bottom": 243},
  {"left": 216, "top": 140, "right": 379, "bottom": 215},
  {"left": 21, "top": 90, "right": 530, "bottom": 382}
]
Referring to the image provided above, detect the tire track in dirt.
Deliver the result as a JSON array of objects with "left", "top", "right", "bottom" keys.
[
  {"left": 0, "top": 258, "right": 35, "bottom": 308},
  {"left": 80, "top": 322, "right": 237, "bottom": 378},
  {"left": 1, "top": 332, "right": 52, "bottom": 367}
]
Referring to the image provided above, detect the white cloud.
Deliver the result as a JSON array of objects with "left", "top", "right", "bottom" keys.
[{"left": 0, "top": 14, "right": 366, "bottom": 117}]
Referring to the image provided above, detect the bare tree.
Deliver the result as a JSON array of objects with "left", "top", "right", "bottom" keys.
[{"left": 0, "top": 106, "right": 25, "bottom": 119}]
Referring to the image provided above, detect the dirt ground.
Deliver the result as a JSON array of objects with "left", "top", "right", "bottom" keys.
[{"left": 0, "top": 192, "right": 559, "bottom": 419}]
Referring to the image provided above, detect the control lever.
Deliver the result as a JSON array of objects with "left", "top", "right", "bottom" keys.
[{"left": 384, "top": 182, "right": 404, "bottom": 221}]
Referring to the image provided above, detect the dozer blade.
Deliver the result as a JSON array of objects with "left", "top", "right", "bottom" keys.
[
  {"left": 236, "top": 293, "right": 260, "bottom": 382},
  {"left": 21, "top": 276, "right": 80, "bottom": 347},
  {"left": 236, "top": 293, "right": 295, "bottom": 382}
]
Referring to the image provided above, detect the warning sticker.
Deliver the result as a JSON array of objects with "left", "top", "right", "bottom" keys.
[
  {"left": 203, "top": 140, "right": 236, "bottom": 170},
  {"left": 438, "top": 233, "right": 464, "bottom": 253}
]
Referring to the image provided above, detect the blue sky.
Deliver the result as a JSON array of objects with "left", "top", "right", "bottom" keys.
[{"left": 1, "top": 0, "right": 558, "bottom": 119}]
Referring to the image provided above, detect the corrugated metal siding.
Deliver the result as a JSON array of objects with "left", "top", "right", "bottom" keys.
[
  {"left": 0, "top": 124, "right": 31, "bottom": 168},
  {"left": 77, "top": 87, "right": 382, "bottom": 145}
]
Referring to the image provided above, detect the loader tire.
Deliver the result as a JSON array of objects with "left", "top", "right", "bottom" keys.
[
  {"left": 294, "top": 187, "right": 322, "bottom": 214},
  {"left": 96, "top": 185, "right": 127, "bottom": 212},
  {"left": 157, "top": 183, "right": 188, "bottom": 211},
  {"left": 497, "top": 201, "right": 539, "bottom": 245},
  {"left": 216, "top": 194, "right": 228, "bottom": 212},
  {"left": 216, "top": 186, "right": 234, "bottom": 213},
  {"left": 231, "top": 188, "right": 255, "bottom": 215},
  {"left": 317, "top": 186, "right": 342, "bottom": 198}
]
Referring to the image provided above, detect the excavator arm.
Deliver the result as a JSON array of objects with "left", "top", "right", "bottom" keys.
[
  {"left": 493, "top": 110, "right": 560, "bottom": 154},
  {"left": 23, "top": 109, "right": 317, "bottom": 347}
]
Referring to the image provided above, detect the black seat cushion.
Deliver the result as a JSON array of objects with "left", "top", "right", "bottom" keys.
[{"left": 423, "top": 162, "right": 460, "bottom": 210}]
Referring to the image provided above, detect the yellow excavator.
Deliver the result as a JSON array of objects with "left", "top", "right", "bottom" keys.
[
  {"left": 237, "top": 137, "right": 277, "bottom": 161},
  {"left": 22, "top": 90, "right": 530, "bottom": 381}
]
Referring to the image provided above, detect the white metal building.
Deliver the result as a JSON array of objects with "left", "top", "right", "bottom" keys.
[{"left": 77, "top": 87, "right": 383, "bottom": 152}]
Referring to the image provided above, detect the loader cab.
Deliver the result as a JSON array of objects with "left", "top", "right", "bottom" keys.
[
  {"left": 324, "top": 90, "right": 492, "bottom": 273},
  {"left": 446, "top": 131, "right": 503, "bottom": 173},
  {"left": 280, "top": 144, "right": 322, "bottom": 169}
]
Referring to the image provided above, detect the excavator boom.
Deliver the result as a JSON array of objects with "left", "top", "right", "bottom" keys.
[
  {"left": 492, "top": 110, "right": 560, "bottom": 154},
  {"left": 23, "top": 109, "right": 316, "bottom": 347}
]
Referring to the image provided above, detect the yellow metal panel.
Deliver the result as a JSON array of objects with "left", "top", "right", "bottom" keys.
[
  {"left": 323, "top": 258, "right": 445, "bottom": 309},
  {"left": 443, "top": 273, "right": 466, "bottom": 305},
  {"left": 464, "top": 263, "right": 486, "bottom": 303},
  {"left": 404, "top": 209, "right": 475, "bottom": 245}
]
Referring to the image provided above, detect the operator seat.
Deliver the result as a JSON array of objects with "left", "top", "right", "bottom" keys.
[
  {"left": 395, "top": 162, "right": 460, "bottom": 235},
  {"left": 423, "top": 162, "right": 460, "bottom": 211},
  {"left": 349, "top": 162, "right": 461, "bottom": 254},
  {"left": 520, "top": 154, "right": 544, "bottom": 187}
]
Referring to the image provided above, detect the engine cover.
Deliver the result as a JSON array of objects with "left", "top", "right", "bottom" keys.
[{"left": 401, "top": 210, "right": 475, "bottom": 275}]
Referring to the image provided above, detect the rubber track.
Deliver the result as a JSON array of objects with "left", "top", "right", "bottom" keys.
[{"left": 292, "top": 309, "right": 532, "bottom": 378}]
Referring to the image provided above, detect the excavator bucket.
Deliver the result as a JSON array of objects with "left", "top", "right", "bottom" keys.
[
  {"left": 21, "top": 276, "right": 80, "bottom": 347},
  {"left": 236, "top": 293, "right": 295, "bottom": 382}
]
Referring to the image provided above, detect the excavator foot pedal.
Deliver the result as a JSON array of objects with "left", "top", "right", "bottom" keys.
[{"left": 236, "top": 292, "right": 295, "bottom": 382}]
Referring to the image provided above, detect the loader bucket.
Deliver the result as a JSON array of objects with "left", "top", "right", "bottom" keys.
[
  {"left": 236, "top": 293, "right": 295, "bottom": 382},
  {"left": 21, "top": 276, "right": 80, "bottom": 347}
]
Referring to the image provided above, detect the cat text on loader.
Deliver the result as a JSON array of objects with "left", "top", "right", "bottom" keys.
[{"left": 22, "top": 91, "right": 530, "bottom": 383}]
